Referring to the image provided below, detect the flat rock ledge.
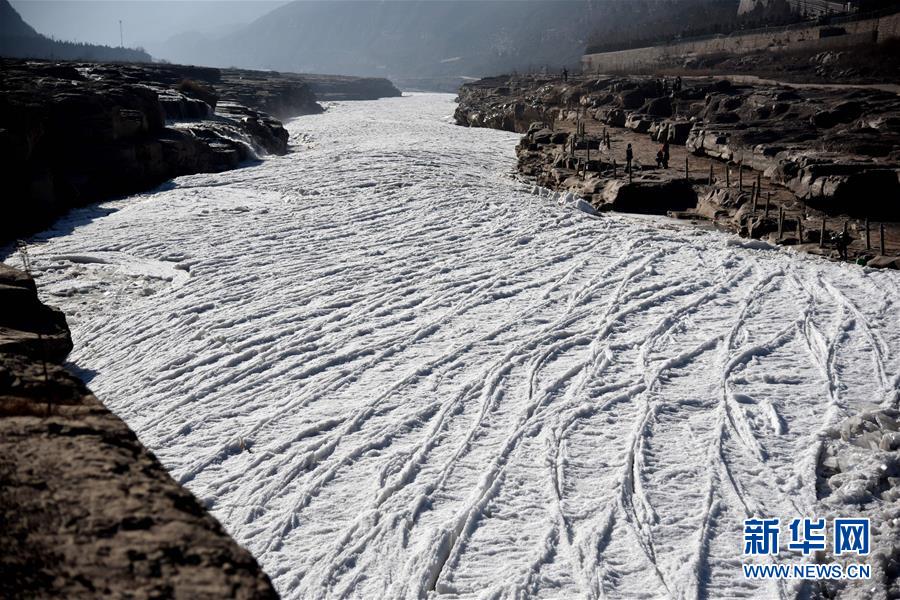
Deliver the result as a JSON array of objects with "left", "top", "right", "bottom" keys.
[
  {"left": 455, "top": 74, "right": 900, "bottom": 267},
  {"left": 0, "top": 262, "right": 278, "bottom": 599}
]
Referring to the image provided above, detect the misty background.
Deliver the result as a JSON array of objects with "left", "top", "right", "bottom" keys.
[
  {"left": 5, "top": 0, "right": 619, "bottom": 85},
  {"left": 11, "top": 1, "right": 289, "bottom": 50},
  {"left": 6, "top": 0, "right": 802, "bottom": 87}
]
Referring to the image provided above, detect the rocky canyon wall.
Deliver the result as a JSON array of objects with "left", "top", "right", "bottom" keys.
[
  {"left": 1, "top": 59, "right": 402, "bottom": 245},
  {"left": 0, "top": 261, "right": 279, "bottom": 598}
]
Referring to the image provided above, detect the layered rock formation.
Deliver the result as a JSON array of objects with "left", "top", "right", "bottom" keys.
[
  {"left": 270, "top": 73, "right": 402, "bottom": 103},
  {"left": 455, "top": 74, "right": 900, "bottom": 264},
  {"left": 217, "top": 69, "right": 325, "bottom": 119},
  {"left": 683, "top": 83, "right": 900, "bottom": 217},
  {"left": 0, "top": 261, "right": 278, "bottom": 598},
  {"left": 2, "top": 58, "right": 403, "bottom": 244},
  {"left": 0, "top": 59, "right": 295, "bottom": 243},
  {"left": 457, "top": 75, "right": 900, "bottom": 214}
]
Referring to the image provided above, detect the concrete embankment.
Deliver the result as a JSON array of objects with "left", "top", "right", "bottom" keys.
[
  {"left": 454, "top": 74, "right": 900, "bottom": 267},
  {"left": 0, "top": 261, "right": 278, "bottom": 598},
  {"left": 581, "top": 9, "right": 900, "bottom": 76}
]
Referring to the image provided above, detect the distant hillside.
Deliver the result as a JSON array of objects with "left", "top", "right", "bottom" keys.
[
  {"left": 1, "top": 0, "right": 37, "bottom": 37},
  {"left": 0, "top": 0, "right": 151, "bottom": 62},
  {"left": 157, "top": 0, "right": 603, "bottom": 81},
  {"left": 585, "top": 0, "right": 759, "bottom": 54}
]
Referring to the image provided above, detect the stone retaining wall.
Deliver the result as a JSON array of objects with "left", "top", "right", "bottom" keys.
[{"left": 582, "top": 11, "right": 900, "bottom": 74}]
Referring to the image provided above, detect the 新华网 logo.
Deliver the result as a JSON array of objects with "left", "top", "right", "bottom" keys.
[{"left": 741, "top": 517, "right": 871, "bottom": 580}]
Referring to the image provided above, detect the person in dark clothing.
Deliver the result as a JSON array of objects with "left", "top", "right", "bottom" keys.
[
  {"left": 832, "top": 230, "right": 852, "bottom": 260},
  {"left": 674, "top": 76, "right": 682, "bottom": 93},
  {"left": 626, "top": 143, "right": 633, "bottom": 174},
  {"left": 661, "top": 141, "right": 670, "bottom": 168},
  {"left": 562, "top": 67, "right": 569, "bottom": 82},
  {"left": 656, "top": 148, "right": 665, "bottom": 168}
]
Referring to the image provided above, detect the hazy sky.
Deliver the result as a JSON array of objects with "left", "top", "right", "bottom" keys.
[{"left": 11, "top": 0, "right": 290, "bottom": 48}]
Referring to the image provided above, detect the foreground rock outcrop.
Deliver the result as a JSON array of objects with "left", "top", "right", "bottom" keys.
[
  {"left": 0, "top": 261, "right": 278, "bottom": 598},
  {"left": 456, "top": 74, "right": 900, "bottom": 265}
]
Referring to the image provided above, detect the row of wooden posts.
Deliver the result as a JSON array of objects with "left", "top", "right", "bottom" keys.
[
  {"left": 571, "top": 124, "right": 613, "bottom": 180},
  {"left": 567, "top": 129, "right": 890, "bottom": 257},
  {"left": 685, "top": 157, "right": 889, "bottom": 255},
  {"left": 699, "top": 159, "right": 756, "bottom": 190},
  {"left": 751, "top": 199, "right": 887, "bottom": 255}
]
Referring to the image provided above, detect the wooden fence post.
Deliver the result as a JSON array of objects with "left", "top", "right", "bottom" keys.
[
  {"left": 820, "top": 215, "right": 826, "bottom": 248},
  {"left": 778, "top": 207, "right": 784, "bottom": 239},
  {"left": 764, "top": 192, "right": 770, "bottom": 218},
  {"left": 726, "top": 167, "right": 730, "bottom": 188},
  {"left": 880, "top": 223, "right": 886, "bottom": 255},
  {"left": 709, "top": 163, "right": 714, "bottom": 185}
]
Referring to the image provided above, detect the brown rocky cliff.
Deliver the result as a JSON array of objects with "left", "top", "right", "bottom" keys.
[
  {"left": 0, "top": 262, "right": 278, "bottom": 598},
  {"left": 0, "top": 59, "right": 293, "bottom": 244},
  {"left": 455, "top": 74, "right": 900, "bottom": 264},
  {"left": 1, "top": 59, "right": 403, "bottom": 245}
]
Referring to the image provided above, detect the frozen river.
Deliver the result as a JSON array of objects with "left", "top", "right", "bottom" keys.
[{"left": 13, "top": 94, "right": 900, "bottom": 599}]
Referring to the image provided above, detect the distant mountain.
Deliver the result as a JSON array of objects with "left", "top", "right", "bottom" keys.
[
  {"left": 1, "top": 0, "right": 37, "bottom": 38},
  {"left": 0, "top": 0, "right": 151, "bottom": 62},
  {"left": 157, "top": 0, "right": 603, "bottom": 83}
]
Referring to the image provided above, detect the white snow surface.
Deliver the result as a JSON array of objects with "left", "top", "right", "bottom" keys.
[{"left": 10, "top": 94, "right": 900, "bottom": 599}]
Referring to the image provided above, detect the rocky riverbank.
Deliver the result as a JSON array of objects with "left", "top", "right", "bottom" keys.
[
  {"left": 1, "top": 59, "right": 401, "bottom": 244},
  {"left": 0, "top": 259, "right": 278, "bottom": 598},
  {"left": 289, "top": 73, "right": 404, "bottom": 102},
  {"left": 0, "top": 59, "right": 401, "bottom": 597},
  {"left": 455, "top": 74, "right": 900, "bottom": 266}
]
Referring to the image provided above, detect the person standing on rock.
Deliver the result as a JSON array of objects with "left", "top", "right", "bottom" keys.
[
  {"left": 662, "top": 141, "right": 670, "bottom": 169},
  {"left": 563, "top": 67, "right": 569, "bottom": 82},
  {"left": 626, "top": 143, "right": 633, "bottom": 174},
  {"left": 832, "top": 229, "right": 852, "bottom": 260}
]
